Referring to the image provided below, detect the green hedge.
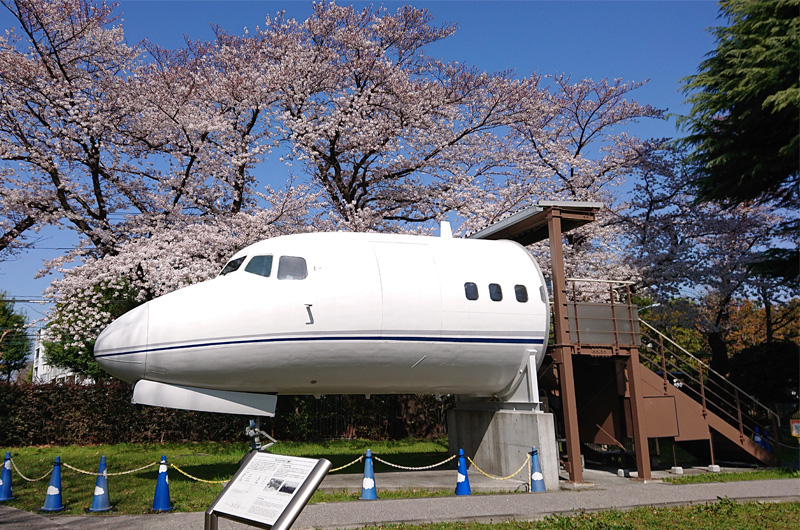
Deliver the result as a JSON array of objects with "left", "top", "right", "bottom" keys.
[{"left": 0, "top": 382, "right": 449, "bottom": 445}]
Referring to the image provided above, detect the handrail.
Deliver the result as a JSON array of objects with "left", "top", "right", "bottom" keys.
[
  {"left": 560, "top": 278, "right": 781, "bottom": 453},
  {"left": 639, "top": 333, "right": 750, "bottom": 413},
  {"left": 639, "top": 324, "right": 781, "bottom": 456},
  {"left": 639, "top": 320, "right": 779, "bottom": 424}
]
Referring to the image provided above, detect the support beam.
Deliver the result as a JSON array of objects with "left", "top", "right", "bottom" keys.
[
  {"left": 547, "top": 209, "right": 584, "bottom": 483},
  {"left": 626, "top": 348, "right": 651, "bottom": 480}
]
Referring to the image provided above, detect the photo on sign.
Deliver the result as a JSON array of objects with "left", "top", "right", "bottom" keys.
[
  {"left": 265, "top": 478, "right": 283, "bottom": 492},
  {"left": 279, "top": 481, "right": 298, "bottom": 495}
]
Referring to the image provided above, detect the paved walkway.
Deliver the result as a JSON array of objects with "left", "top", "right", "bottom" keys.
[{"left": 1, "top": 467, "right": 798, "bottom": 529}]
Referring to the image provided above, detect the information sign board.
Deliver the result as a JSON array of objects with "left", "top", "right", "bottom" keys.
[
  {"left": 791, "top": 419, "right": 800, "bottom": 438},
  {"left": 205, "top": 451, "right": 331, "bottom": 530}
]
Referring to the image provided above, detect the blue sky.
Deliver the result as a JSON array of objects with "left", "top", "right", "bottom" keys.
[{"left": 0, "top": 0, "right": 722, "bottom": 322}]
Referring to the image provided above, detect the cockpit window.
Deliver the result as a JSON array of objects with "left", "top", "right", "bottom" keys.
[
  {"left": 219, "top": 256, "right": 246, "bottom": 276},
  {"left": 277, "top": 256, "right": 307, "bottom": 280},
  {"left": 245, "top": 255, "right": 273, "bottom": 277}
]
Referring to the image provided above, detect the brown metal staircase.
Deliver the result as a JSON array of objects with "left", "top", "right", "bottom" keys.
[
  {"left": 637, "top": 320, "right": 780, "bottom": 467},
  {"left": 546, "top": 278, "right": 781, "bottom": 483}
]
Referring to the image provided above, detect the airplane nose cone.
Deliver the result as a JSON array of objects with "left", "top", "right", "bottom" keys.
[{"left": 94, "top": 303, "right": 149, "bottom": 382}]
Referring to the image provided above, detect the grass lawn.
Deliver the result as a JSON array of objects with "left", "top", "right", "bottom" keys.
[
  {"left": 1, "top": 439, "right": 451, "bottom": 515},
  {"left": 1, "top": 439, "right": 798, "bottom": 529},
  {"left": 665, "top": 468, "right": 800, "bottom": 484},
  {"left": 361, "top": 500, "right": 800, "bottom": 530}
]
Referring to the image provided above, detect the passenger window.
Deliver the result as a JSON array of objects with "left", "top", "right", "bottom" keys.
[
  {"left": 219, "top": 256, "right": 246, "bottom": 276},
  {"left": 515, "top": 285, "right": 528, "bottom": 303},
  {"left": 489, "top": 283, "right": 503, "bottom": 301},
  {"left": 245, "top": 255, "right": 273, "bottom": 277},
  {"left": 277, "top": 256, "right": 308, "bottom": 280},
  {"left": 464, "top": 282, "right": 479, "bottom": 300}
]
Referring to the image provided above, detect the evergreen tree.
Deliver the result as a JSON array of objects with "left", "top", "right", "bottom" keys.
[
  {"left": 679, "top": 0, "right": 799, "bottom": 207},
  {"left": 679, "top": 0, "right": 798, "bottom": 281},
  {"left": 0, "top": 293, "right": 31, "bottom": 381}
]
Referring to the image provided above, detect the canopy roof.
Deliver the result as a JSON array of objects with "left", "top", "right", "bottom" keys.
[{"left": 467, "top": 201, "right": 603, "bottom": 245}]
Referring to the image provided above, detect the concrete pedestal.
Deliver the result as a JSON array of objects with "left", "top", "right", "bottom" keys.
[{"left": 447, "top": 407, "right": 559, "bottom": 492}]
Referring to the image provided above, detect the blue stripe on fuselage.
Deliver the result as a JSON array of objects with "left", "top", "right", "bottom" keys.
[{"left": 94, "top": 334, "right": 545, "bottom": 359}]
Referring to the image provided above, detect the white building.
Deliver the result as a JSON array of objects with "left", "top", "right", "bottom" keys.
[{"left": 31, "top": 329, "right": 90, "bottom": 384}]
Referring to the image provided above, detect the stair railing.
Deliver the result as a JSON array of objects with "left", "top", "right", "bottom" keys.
[
  {"left": 560, "top": 278, "right": 781, "bottom": 455},
  {"left": 638, "top": 320, "right": 781, "bottom": 451}
]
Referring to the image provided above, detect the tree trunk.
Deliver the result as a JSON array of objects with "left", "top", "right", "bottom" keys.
[
  {"left": 707, "top": 331, "right": 729, "bottom": 376},
  {"left": 760, "top": 286, "right": 774, "bottom": 343}
]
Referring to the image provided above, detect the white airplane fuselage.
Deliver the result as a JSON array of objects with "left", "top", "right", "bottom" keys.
[{"left": 94, "top": 232, "right": 549, "bottom": 411}]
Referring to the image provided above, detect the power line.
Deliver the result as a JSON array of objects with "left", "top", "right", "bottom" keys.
[
  {"left": 4, "top": 297, "right": 137, "bottom": 304},
  {"left": 5, "top": 247, "right": 76, "bottom": 251},
  {"left": 3, "top": 299, "right": 49, "bottom": 304}
]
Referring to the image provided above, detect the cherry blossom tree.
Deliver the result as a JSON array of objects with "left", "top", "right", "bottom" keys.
[
  {"left": 0, "top": 0, "right": 138, "bottom": 255},
  {"left": 263, "top": 3, "right": 540, "bottom": 231},
  {"left": 622, "top": 145, "right": 795, "bottom": 373},
  {"left": 0, "top": 1, "right": 669, "bottom": 376},
  {"left": 43, "top": 183, "right": 323, "bottom": 377},
  {"left": 0, "top": 0, "right": 294, "bottom": 258},
  {"left": 2, "top": 1, "right": 664, "bottom": 256},
  {"left": 498, "top": 77, "right": 664, "bottom": 283}
]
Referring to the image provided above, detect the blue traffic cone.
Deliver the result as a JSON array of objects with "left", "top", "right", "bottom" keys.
[
  {"left": 359, "top": 449, "right": 377, "bottom": 500},
  {"left": 754, "top": 427, "right": 763, "bottom": 448},
  {"left": 529, "top": 447, "right": 546, "bottom": 492},
  {"left": 151, "top": 455, "right": 172, "bottom": 512},
  {"left": 41, "top": 456, "right": 65, "bottom": 511},
  {"left": 89, "top": 456, "right": 112, "bottom": 512},
  {"left": 455, "top": 448, "right": 471, "bottom": 496},
  {"left": 0, "top": 452, "right": 13, "bottom": 501}
]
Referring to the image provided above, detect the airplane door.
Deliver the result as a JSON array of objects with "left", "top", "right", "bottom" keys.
[
  {"left": 271, "top": 254, "right": 316, "bottom": 331},
  {"left": 373, "top": 244, "right": 442, "bottom": 336}
]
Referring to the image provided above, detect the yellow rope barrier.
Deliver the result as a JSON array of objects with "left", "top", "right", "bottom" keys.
[
  {"left": 61, "top": 461, "right": 159, "bottom": 476},
  {"left": 467, "top": 454, "right": 531, "bottom": 481},
  {"left": 10, "top": 451, "right": 536, "bottom": 487},
  {"left": 10, "top": 459, "right": 52, "bottom": 482},
  {"left": 329, "top": 455, "right": 363, "bottom": 473},
  {"left": 373, "top": 454, "right": 457, "bottom": 470},
  {"left": 170, "top": 463, "right": 229, "bottom": 484}
]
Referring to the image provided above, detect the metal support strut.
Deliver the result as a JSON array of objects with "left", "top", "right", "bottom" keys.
[{"left": 246, "top": 419, "right": 276, "bottom": 451}]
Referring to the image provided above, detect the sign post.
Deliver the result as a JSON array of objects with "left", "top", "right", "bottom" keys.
[
  {"left": 205, "top": 451, "right": 331, "bottom": 530},
  {"left": 791, "top": 419, "right": 800, "bottom": 471}
]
